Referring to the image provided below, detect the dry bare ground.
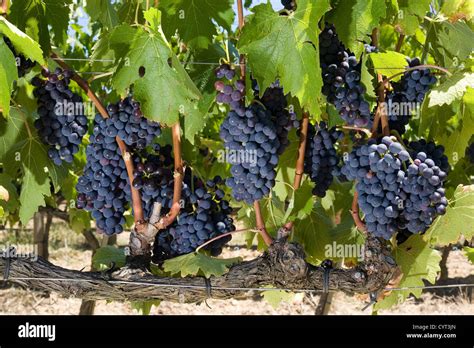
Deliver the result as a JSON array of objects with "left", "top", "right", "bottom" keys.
[{"left": 0, "top": 224, "right": 473, "bottom": 315}]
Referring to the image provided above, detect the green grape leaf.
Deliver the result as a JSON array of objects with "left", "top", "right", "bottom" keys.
[
  {"left": 163, "top": 252, "right": 241, "bottom": 278},
  {"left": 130, "top": 300, "right": 161, "bottom": 315},
  {"left": 292, "top": 204, "right": 331, "bottom": 264},
  {"left": 441, "top": 0, "right": 474, "bottom": 21},
  {"left": 92, "top": 246, "right": 127, "bottom": 271},
  {"left": 428, "top": 72, "right": 474, "bottom": 107},
  {"left": 118, "top": 0, "right": 144, "bottom": 24},
  {"left": 285, "top": 179, "right": 315, "bottom": 222},
  {"left": 0, "top": 108, "right": 65, "bottom": 223},
  {"left": 9, "top": 0, "right": 72, "bottom": 52},
  {"left": 424, "top": 185, "right": 474, "bottom": 246},
  {"left": 369, "top": 51, "right": 408, "bottom": 81},
  {"left": 360, "top": 52, "right": 377, "bottom": 100},
  {"left": 393, "top": 0, "right": 431, "bottom": 36},
  {"left": 0, "top": 17, "right": 44, "bottom": 65},
  {"left": 438, "top": 89, "right": 474, "bottom": 163},
  {"left": 110, "top": 12, "right": 202, "bottom": 126},
  {"left": 0, "top": 40, "right": 17, "bottom": 117},
  {"left": 436, "top": 21, "right": 474, "bottom": 64},
  {"left": 261, "top": 288, "right": 295, "bottom": 309},
  {"left": 160, "top": 0, "right": 234, "bottom": 49},
  {"left": 464, "top": 246, "right": 474, "bottom": 264},
  {"left": 375, "top": 234, "right": 441, "bottom": 310},
  {"left": 238, "top": 0, "right": 330, "bottom": 117},
  {"left": 85, "top": 0, "right": 118, "bottom": 30},
  {"left": 328, "top": 0, "right": 386, "bottom": 58},
  {"left": 69, "top": 209, "right": 91, "bottom": 234}
]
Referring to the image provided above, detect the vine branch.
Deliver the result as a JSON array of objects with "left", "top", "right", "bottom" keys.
[
  {"left": 0, "top": 237, "right": 397, "bottom": 302},
  {"left": 50, "top": 52, "right": 146, "bottom": 232},
  {"left": 278, "top": 112, "right": 309, "bottom": 239}
]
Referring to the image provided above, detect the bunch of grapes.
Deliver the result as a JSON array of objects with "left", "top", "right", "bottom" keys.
[
  {"left": 153, "top": 172, "right": 234, "bottom": 261},
  {"left": 32, "top": 68, "right": 88, "bottom": 165},
  {"left": 220, "top": 103, "right": 280, "bottom": 203},
  {"left": 466, "top": 143, "right": 474, "bottom": 164},
  {"left": 4, "top": 37, "right": 35, "bottom": 77},
  {"left": 281, "top": 0, "right": 296, "bottom": 11},
  {"left": 216, "top": 64, "right": 297, "bottom": 203},
  {"left": 342, "top": 136, "right": 447, "bottom": 239},
  {"left": 76, "top": 97, "right": 161, "bottom": 235},
  {"left": 104, "top": 98, "right": 162, "bottom": 150},
  {"left": 254, "top": 80, "right": 299, "bottom": 154},
  {"left": 319, "top": 24, "right": 371, "bottom": 127},
  {"left": 304, "top": 122, "right": 343, "bottom": 197},
  {"left": 76, "top": 114, "right": 129, "bottom": 235},
  {"left": 386, "top": 57, "right": 437, "bottom": 134},
  {"left": 408, "top": 139, "right": 449, "bottom": 173},
  {"left": 131, "top": 144, "right": 174, "bottom": 218}
]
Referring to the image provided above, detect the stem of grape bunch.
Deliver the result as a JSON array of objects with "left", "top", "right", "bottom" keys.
[
  {"left": 278, "top": 112, "right": 309, "bottom": 239},
  {"left": 50, "top": 53, "right": 146, "bottom": 232}
]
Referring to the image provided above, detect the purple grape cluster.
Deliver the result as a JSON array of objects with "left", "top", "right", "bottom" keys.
[
  {"left": 386, "top": 58, "right": 437, "bottom": 134},
  {"left": 76, "top": 114, "right": 129, "bottom": 235},
  {"left": 254, "top": 80, "right": 300, "bottom": 154},
  {"left": 153, "top": 172, "right": 234, "bottom": 261},
  {"left": 76, "top": 98, "right": 161, "bottom": 235},
  {"left": 220, "top": 103, "right": 280, "bottom": 203},
  {"left": 32, "top": 68, "right": 88, "bottom": 165},
  {"left": 408, "top": 139, "right": 449, "bottom": 173},
  {"left": 215, "top": 64, "right": 298, "bottom": 203},
  {"left": 104, "top": 98, "right": 162, "bottom": 150},
  {"left": 466, "top": 143, "right": 474, "bottom": 164},
  {"left": 281, "top": 0, "right": 296, "bottom": 11},
  {"left": 304, "top": 122, "right": 343, "bottom": 197},
  {"left": 342, "top": 136, "right": 447, "bottom": 239},
  {"left": 319, "top": 24, "right": 371, "bottom": 127}
]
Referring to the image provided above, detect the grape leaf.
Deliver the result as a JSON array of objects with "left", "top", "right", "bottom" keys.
[
  {"left": 0, "top": 108, "right": 65, "bottom": 224},
  {"left": 0, "top": 39, "right": 17, "bottom": 117},
  {"left": 360, "top": 52, "right": 377, "bottom": 100},
  {"left": 160, "top": 0, "right": 234, "bottom": 49},
  {"left": 428, "top": 72, "right": 474, "bottom": 107},
  {"left": 424, "top": 185, "right": 474, "bottom": 246},
  {"left": 464, "top": 246, "right": 474, "bottom": 264},
  {"left": 0, "top": 17, "right": 44, "bottom": 65},
  {"left": 163, "top": 252, "right": 241, "bottom": 278},
  {"left": 85, "top": 0, "right": 118, "bottom": 30},
  {"left": 261, "top": 288, "right": 295, "bottom": 309},
  {"left": 92, "top": 246, "right": 127, "bottom": 271},
  {"left": 369, "top": 51, "right": 408, "bottom": 81},
  {"left": 375, "top": 234, "right": 441, "bottom": 310},
  {"left": 441, "top": 0, "right": 474, "bottom": 21},
  {"left": 9, "top": 0, "right": 72, "bottom": 52},
  {"left": 392, "top": 0, "right": 431, "bottom": 36},
  {"left": 130, "top": 300, "right": 161, "bottom": 315},
  {"left": 438, "top": 89, "right": 474, "bottom": 162},
  {"left": 238, "top": 0, "right": 330, "bottom": 117},
  {"left": 328, "top": 0, "right": 386, "bottom": 58},
  {"left": 285, "top": 179, "right": 315, "bottom": 222},
  {"left": 436, "top": 21, "right": 474, "bottom": 64},
  {"left": 118, "top": 0, "right": 145, "bottom": 24},
  {"left": 110, "top": 10, "right": 202, "bottom": 126}
]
